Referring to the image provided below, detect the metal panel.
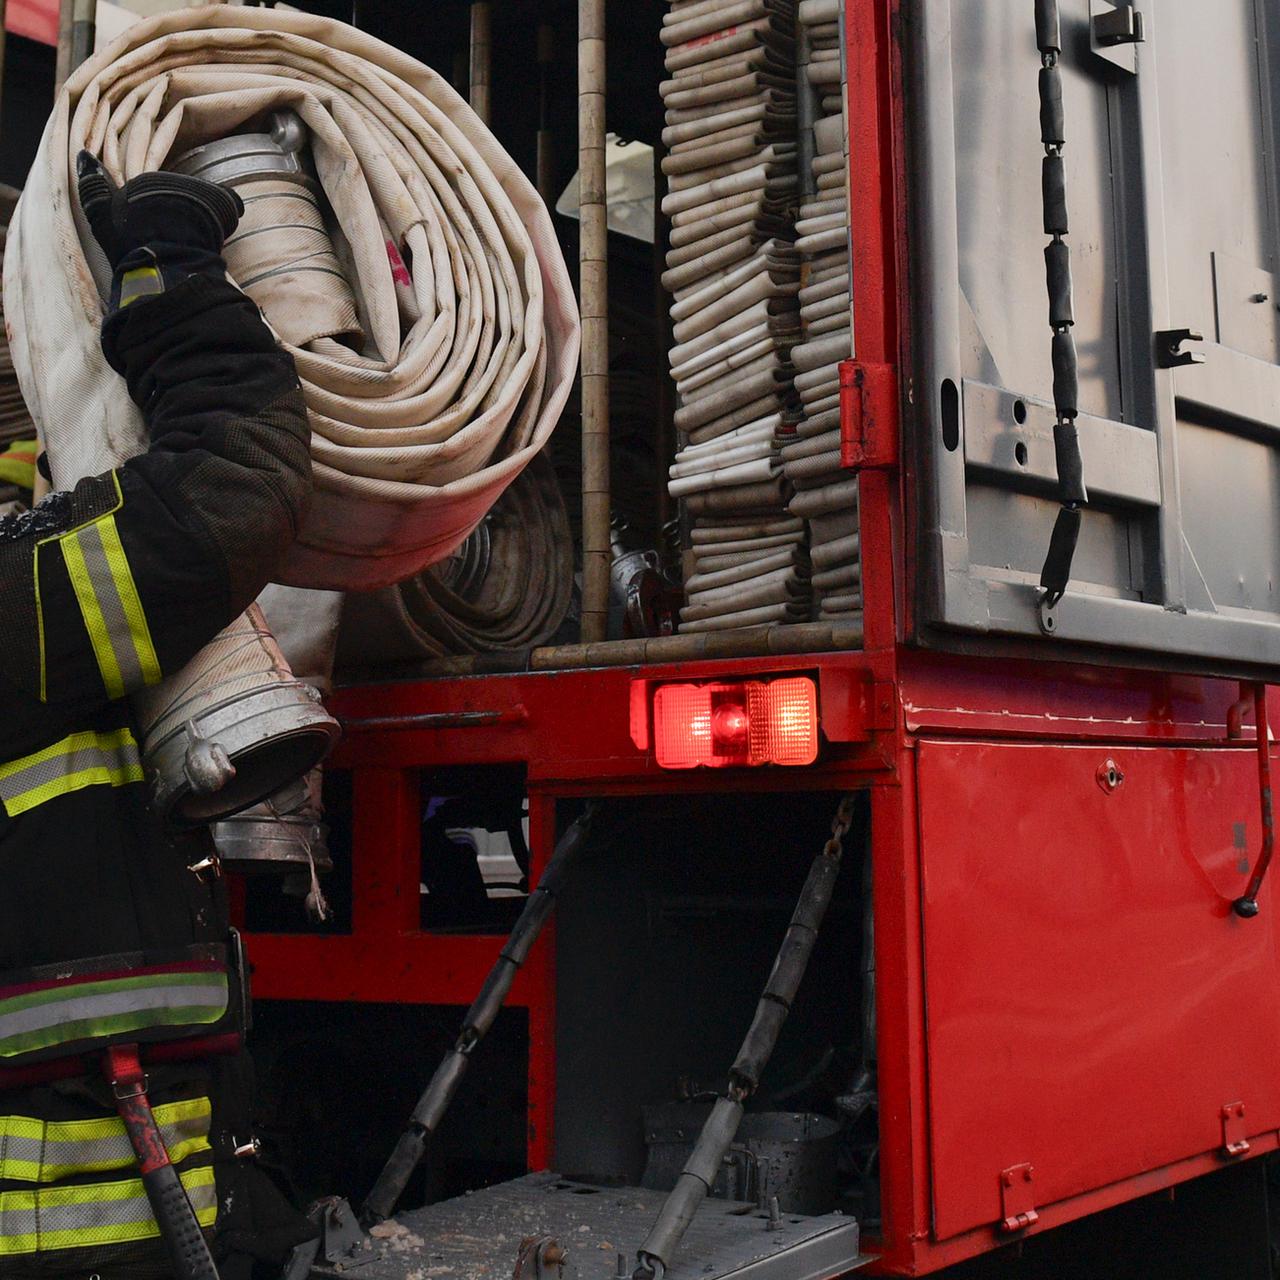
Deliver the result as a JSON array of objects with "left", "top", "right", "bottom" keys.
[
  {"left": 912, "top": 0, "right": 1280, "bottom": 673},
  {"left": 306, "top": 1174, "right": 869, "bottom": 1279},
  {"left": 917, "top": 737, "right": 1280, "bottom": 1242}
]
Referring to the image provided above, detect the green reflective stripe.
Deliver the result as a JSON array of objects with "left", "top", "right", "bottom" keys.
[
  {"left": 0, "top": 1163, "right": 216, "bottom": 1256},
  {"left": 0, "top": 728, "right": 143, "bottom": 818},
  {"left": 0, "top": 971, "right": 229, "bottom": 1060},
  {"left": 0, "top": 1098, "right": 212, "bottom": 1183},
  {"left": 60, "top": 513, "right": 160, "bottom": 700}
]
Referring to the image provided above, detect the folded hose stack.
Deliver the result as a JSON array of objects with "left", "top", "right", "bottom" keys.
[
  {"left": 660, "top": 0, "right": 811, "bottom": 634},
  {"left": 785, "top": 0, "right": 859, "bottom": 621}
]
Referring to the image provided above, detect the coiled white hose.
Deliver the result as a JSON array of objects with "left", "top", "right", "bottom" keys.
[{"left": 5, "top": 4, "right": 579, "bottom": 592}]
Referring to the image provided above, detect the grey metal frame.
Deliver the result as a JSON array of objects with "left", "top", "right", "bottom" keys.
[{"left": 910, "top": 0, "right": 1280, "bottom": 674}]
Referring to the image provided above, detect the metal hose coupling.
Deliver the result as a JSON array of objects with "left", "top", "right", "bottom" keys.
[{"left": 173, "top": 111, "right": 364, "bottom": 350}]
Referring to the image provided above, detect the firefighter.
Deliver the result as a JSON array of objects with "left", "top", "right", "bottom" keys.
[{"left": 0, "top": 158, "right": 316, "bottom": 1277}]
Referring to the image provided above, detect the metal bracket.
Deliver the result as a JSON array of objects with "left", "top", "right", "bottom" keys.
[
  {"left": 1090, "top": 1, "right": 1144, "bottom": 73},
  {"left": 1093, "top": 2, "right": 1144, "bottom": 46},
  {"left": 816, "top": 671, "right": 896, "bottom": 743},
  {"left": 1221, "top": 1102, "right": 1250, "bottom": 1157},
  {"left": 514, "top": 1235, "right": 568, "bottom": 1278},
  {"left": 839, "top": 360, "right": 899, "bottom": 471},
  {"left": 282, "top": 1197, "right": 380, "bottom": 1276},
  {"left": 1155, "top": 329, "right": 1206, "bottom": 369},
  {"left": 999, "top": 1164, "right": 1039, "bottom": 1233}
]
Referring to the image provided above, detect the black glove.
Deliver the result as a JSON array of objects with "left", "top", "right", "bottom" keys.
[{"left": 77, "top": 151, "right": 243, "bottom": 312}]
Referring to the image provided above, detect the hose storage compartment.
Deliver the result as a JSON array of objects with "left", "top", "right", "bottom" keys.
[{"left": 5, "top": 4, "right": 579, "bottom": 592}]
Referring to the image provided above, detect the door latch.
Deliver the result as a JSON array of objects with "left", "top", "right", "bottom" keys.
[
  {"left": 1221, "top": 1102, "right": 1250, "bottom": 1157},
  {"left": 999, "top": 1164, "right": 1038, "bottom": 1232},
  {"left": 1155, "top": 329, "right": 1206, "bottom": 369}
]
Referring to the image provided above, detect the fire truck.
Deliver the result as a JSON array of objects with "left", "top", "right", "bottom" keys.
[{"left": 5, "top": 0, "right": 1280, "bottom": 1277}]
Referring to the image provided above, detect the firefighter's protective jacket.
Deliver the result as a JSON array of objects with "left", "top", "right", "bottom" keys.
[{"left": 0, "top": 270, "right": 312, "bottom": 1278}]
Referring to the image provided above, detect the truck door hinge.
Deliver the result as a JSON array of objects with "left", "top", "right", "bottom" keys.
[
  {"left": 1221, "top": 1102, "right": 1250, "bottom": 1157},
  {"left": 839, "top": 359, "right": 899, "bottom": 471},
  {"left": 999, "top": 1164, "right": 1038, "bottom": 1233}
]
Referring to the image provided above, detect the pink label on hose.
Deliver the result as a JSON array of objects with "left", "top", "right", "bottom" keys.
[
  {"left": 683, "top": 25, "right": 740, "bottom": 50},
  {"left": 386, "top": 239, "right": 412, "bottom": 288}
]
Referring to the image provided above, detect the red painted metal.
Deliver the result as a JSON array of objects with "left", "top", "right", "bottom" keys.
[
  {"left": 839, "top": 360, "right": 900, "bottom": 471},
  {"left": 843, "top": 0, "right": 903, "bottom": 659},
  {"left": 1234, "top": 684, "right": 1275, "bottom": 914},
  {"left": 916, "top": 737, "right": 1280, "bottom": 1243}
]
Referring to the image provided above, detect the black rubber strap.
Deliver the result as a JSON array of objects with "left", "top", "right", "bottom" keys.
[{"left": 1040, "top": 506, "right": 1083, "bottom": 607}]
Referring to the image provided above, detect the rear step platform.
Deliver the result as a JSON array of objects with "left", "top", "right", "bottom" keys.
[{"left": 306, "top": 1173, "right": 869, "bottom": 1279}]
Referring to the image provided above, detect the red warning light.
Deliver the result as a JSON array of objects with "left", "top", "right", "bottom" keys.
[{"left": 652, "top": 677, "right": 819, "bottom": 769}]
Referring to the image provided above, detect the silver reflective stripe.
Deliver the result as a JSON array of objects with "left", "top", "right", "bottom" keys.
[
  {"left": 73, "top": 522, "right": 145, "bottom": 690},
  {"left": 0, "top": 1099, "right": 211, "bottom": 1183},
  {"left": 0, "top": 1166, "right": 217, "bottom": 1255},
  {"left": 0, "top": 728, "right": 143, "bottom": 818},
  {"left": 0, "top": 980, "right": 228, "bottom": 1052}
]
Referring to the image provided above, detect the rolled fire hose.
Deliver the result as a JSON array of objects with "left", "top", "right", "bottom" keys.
[
  {"left": 4, "top": 7, "right": 578, "bottom": 820},
  {"left": 661, "top": 0, "right": 812, "bottom": 634},
  {"left": 9, "top": 5, "right": 579, "bottom": 587},
  {"left": 336, "top": 452, "right": 573, "bottom": 666}
]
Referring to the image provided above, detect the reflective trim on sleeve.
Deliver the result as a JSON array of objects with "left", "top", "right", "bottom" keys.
[
  {"left": 60, "top": 511, "right": 162, "bottom": 700},
  {"left": 119, "top": 264, "right": 164, "bottom": 308},
  {"left": 33, "top": 471, "right": 159, "bottom": 704},
  {"left": 0, "top": 727, "right": 144, "bottom": 818},
  {"left": 0, "top": 1163, "right": 216, "bottom": 1256},
  {"left": 0, "top": 1097, "right": 212, "bottom": 1183}
]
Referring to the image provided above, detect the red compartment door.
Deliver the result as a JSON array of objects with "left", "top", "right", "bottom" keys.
[{"left": 917, "top": 738, "right": 1280, "bottom": 1241}]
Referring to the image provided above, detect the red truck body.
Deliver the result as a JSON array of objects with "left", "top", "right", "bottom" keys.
[{"left": 236, "top": 5, "right": 1280, "bottom": 1271}]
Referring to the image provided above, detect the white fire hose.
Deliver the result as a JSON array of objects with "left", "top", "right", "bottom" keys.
[
  {"left": 661, "top": 0, "right": 810, "bottom": 634},
  {"left": 3, "top": 6, "right": 579, "bottom": 821}
]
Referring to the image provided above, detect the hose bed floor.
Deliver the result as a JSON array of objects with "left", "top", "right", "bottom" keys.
[{"left": 307, "top": 1173, "right": 867, "bottom": 1279}]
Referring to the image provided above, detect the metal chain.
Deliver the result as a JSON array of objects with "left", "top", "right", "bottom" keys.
[
  {"left": 1035, "top": 0, "right": 1088, "bottom": 609},
  {"left": 824, "top": 792, "right": 858, "bottom": 861}
]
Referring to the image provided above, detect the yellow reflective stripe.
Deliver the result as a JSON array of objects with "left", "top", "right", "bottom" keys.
[
  {"left": 0, "top": 442, "right": 37, "bottom": 490},
  {"left": 94, "top": 514, "right": 161, "bottom": 686},
  {"left": 0, "top": 727, "right": 143, "bottom": 817},
  {"left": 0, "top": 1098, "right": 213, "bottom": 1182},
  {"left": 59, "top": 528, "right": 125, "bottom": 699},
  {"left": 0, "top": 1164, "right": 216, "bottom": 1256},
  {"left": 33, "top": 471, "right": 128, "bottom": 704},
  {"left": 119, "top": 265, "right": 163, "bottom": 308}
]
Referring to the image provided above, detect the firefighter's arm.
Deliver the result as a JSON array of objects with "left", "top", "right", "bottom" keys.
[{"left": 0, "top": 162, "right": 311, "bottom": 711}]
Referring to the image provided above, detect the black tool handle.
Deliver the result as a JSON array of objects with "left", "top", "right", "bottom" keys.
[{"left": 141, "top": 1163, "right": 220, "bottom": 1280}]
